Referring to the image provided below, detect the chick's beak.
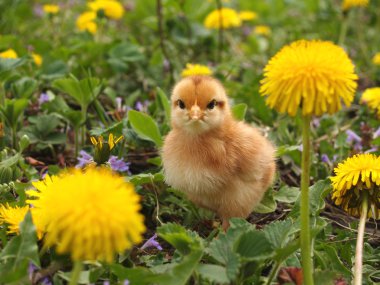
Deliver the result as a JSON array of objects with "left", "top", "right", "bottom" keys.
[{"left": 189, "top": 105, "right": 202, "bottom": 120}]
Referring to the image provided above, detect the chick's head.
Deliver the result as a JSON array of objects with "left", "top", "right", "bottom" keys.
[{"left": 171, "top": 76, "right": 231, "bottom": 134}]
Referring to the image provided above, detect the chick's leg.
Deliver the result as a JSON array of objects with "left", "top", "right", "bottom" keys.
[{"left": 222, "top": 218, "right": 230, "bottom": 231}]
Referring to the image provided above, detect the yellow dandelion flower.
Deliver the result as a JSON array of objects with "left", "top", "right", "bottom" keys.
[
  {"left": 260, "top": 40, "right": 358, "bottom": 117},
  {"left": 330, "top": 154, "right": 380, "bottom": 218},
  {"left": 238, "top": 11, "right": 258, "bottom": 21},
  {"left": 27, "top": 167, "right": 145, "bottom": 262},
  {"left": 204, "top": 8, "right": 242, "bottom": 29},
  {"left": 32, "top": 53, "right": 43, "bottom": 66},
  {"left": 254, "top": 25, "right": 271, "bottom": 36},
  {"left": 0, "top": 204, "right": 29, "bottom": 235},
  {"left": 361, "top": 87, "right": 380, "bottom": 117},
  {"left": 88, "top": 0, "right": 124, "bottom": 20},
  {"left": 0, "top": 49, "right": 18, "bottom": 59},
  {"left": 342, "top": 0, "right": 369, "bottom": 11},
  {"left": 91, "top": 133, "right": 123, "bottom": 164},
  {"left": 372, "top": 53, "right": 380, "bottom": 65},
  {"left": 181, "top": 63, "right": 212, "bottom": 77},
  {"left": 0, "top": 204, "right": 44, "bottom": 238},
  {"left": 76, "top": 11, "right": 98, "bottom": 34},
  {"left": 43, "top": 4, "right": 60, "bottom": 14}
]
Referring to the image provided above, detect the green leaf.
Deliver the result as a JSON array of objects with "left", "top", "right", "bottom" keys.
[
  {"left": 0, "top": 98, "right": 28, "bottom": 129},
  {"left": 231, "top": 103, "right": 247, "bottom": 121},
  {"left": 57, "top": 270, "right": 91, "bottom": 284},
  {"left": 274, "top": 185, "right": 300, "bottom": 203},
  {"left": 254, "top": 188, "right": 277, "bottom": 213},
  {"left": 0, "top": 57, "right": 27, "bottom": 75},
  {"left": 263, "top": 219, "right": 293, "bottom": 249},
  {"left": 10, "top": 77, "right": 37, "bottom": 99},
  {"left": 157, "top": 87, "right": 171, "bottom": 122},
  {"left": 234, "top": 230, "right": 274, "bottom": 261},
  {"left": 127, "top": 172, "right": 164, "bottom": 185},
  {"left": 0, "top": 153, "right": 21, "bottom": 168},
  {"left": 0, "top": 211, "right": 40, "bottom": 268},
  {"left": 157, "top": 223, "right": 202, "bottom": 255},
  {"left": 197, "top": 264, "right": 229, "bottom": 284},
  {"left": 128, "top": 110, "right": 163, "bottom": 147},
  {"left": 52, "top": 76, "right": 102, "bottom": 111}
]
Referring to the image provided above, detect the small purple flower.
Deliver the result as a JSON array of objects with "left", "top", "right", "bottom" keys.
[
  {"left": 321, "top": 154, "right": 331, "bottom": 164},
  {"left": 123, "top": 280, "right": 130, "bottom": 285},
  {"left": 298, "top": 144, "right": 303, "bottom": 152},
  {"left": 346, "top": 129, "right": 362, "bottom": 151},
  {"left": 108, "top": 155, "right": 130, "bottom": 173},
  {"left": 365, "top": 147, "right": 378, "bottom": 153},
  {"left": 28, "top": 263, "right": 38, "bottom": 281},
  {"left": 41, "top": 277, "right": 52, "bottom": 285},
  {"left": 135, "top": 100, "right": 149, "bottom": 112},
  {"left": 312, "top": 118, "right": 320, "bottom": 128},
  {"left": 103, "top": 281, "right": 110, "bottom": 285},
  {"left": 374, "top": 127, "right": 380, "bottom": 139},
  {"left": 140, "top": 234, "right": 163, "bottom": 251},
  {"left": 346, "top": 129, "right": 361, "bottom": 143},
  {"left": 76, "top": 150, "right": 93, "bottom": 168},
  {"left": 38, "top": 93, "right": 50, "bottom": 105},
  {"left": 116, "top": 97, "right": 127, "bottom": 112}
]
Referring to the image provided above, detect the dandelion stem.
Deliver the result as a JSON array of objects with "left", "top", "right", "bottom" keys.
[
  {"left": 338, "top": 10, "right": 351, "bottom": 46},
  {"left": 300, "top": 115, "right": 314, "bottom": 285},
  {"left": 69, "top": 260, "right": 82, "bottom": 285},
  {"left": 266, "top": 261, "right": 281, "bottom": 285},
  {"left": 215, "top": 0, "right": 223, "bottom": 62},
  {"left": 354, "top": 192, "right": 368, "bottom": 285}
]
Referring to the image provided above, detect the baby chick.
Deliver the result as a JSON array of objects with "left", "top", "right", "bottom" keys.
[{"left": 162, "top": 76, "right": 276, "bottom": 230}]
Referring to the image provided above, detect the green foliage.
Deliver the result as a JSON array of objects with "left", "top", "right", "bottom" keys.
[{"left": 128, "top": 110, "right": 163, "bottom": 147}]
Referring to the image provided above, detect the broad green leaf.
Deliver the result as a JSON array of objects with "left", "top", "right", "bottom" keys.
[
  {"left": 157, "top": 87, "right": 171, "bottom": 122},
  {"left": 234, "top": 230, "right": 274, "bottom": 261},
  {"left": 0, "top": 99, "right": 28, "bottom": 129},
  {"left": 10, "top": 77, "right": 37, "bottom": 99},
  {"left": 274, "top": 185, "right": 300, "bottom": 203},
  {"left": 52, "top": 76, "right": 102, "bottom": 111},
  {"left": 263, "top": 219, "right": 293, "bottom": 249},
  {"left": 206, "top": 232, "right": 241, "bottom": 281},
  {"left": 0, "top": 211, "right": 40, "bottom": 268},
  {"left": 0, "top": 153, "right": 21, "bottom": 168},
  {"left": 254, "top": 188, "right": 277, "bottom": 213},
  {"left": 231, "top": 103, "right": 247, "bottom": 121},
  {"left": 127, "top": 172, "right": 164, "bottom": 185},
  {"left": 157, "top": 223, "right": 202, "bottom": 255},
  {"left": 128, "top": 110, "right": 163, "bottom": 147},
  {"left": 0, "top": 57, "right": 27, "bottom": 75},
  {"left": 276, "top": 145, "right": 301, "bottom": 157},
  {"left": 57, "top": 270, "right": 91, "bottom": 284},
  {"left": 197, "top": 264, "right": 229, "bottom": 284}
]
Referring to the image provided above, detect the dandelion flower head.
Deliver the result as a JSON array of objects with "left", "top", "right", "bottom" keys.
[
  {"left": 238, "top": 11, "right": 257, "bottom": 21},
  {"left": 330, "top": 154, "right": 380, "bottom": 218},
  {"left": 361, "top": 87, "right": 380, "bottom": 117},
  {"left": 32, "top": 53, "right": 43, "bottom": 66},
  {"left": 43, "top": 4, "right": 60, "bottom": 14},
  {"left": 88, "top": 0, "right": 124, "bottom": 20},
  {"left": 260, "top": 40, "right": 358, "bottom": 116},
  {"left": 0, "top": 49, "right": 18, "bottom": 59},
  {"left": 28, "top": 167, "right": 145, "bottom": 262},
  {"left": 254, "top": 25, "right": 271, "bottom": 36},
  {"left": 373, "top": 53, "right": 380, "bottom": 65},
  {"left": 0, "top": 204, "right": 44, "bottom": 238},
  {"left": 181, "top": 63, "right": 212, "bottom": 77},
  {"left": 342, "top": 0, "right": 369, "bottom": 11},
  {"left": 76, "top": 11, "right": 97, "bottom": 34},
  {"left": 204, "top": 8, "right": 241, "bottom": 29}
]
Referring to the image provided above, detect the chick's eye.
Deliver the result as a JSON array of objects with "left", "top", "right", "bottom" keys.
[
  {"left": 177, "top": 100, "right": 185, "bottom": 109},
  {"left": 207, "top": 99, "right": 217, "bottom": 110}
]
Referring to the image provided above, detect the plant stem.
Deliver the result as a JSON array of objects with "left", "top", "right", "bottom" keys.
[
  {"left": 69, "top": 260, "right": 82, "bottom": 285},
  {"left": 74, "top": 128, "right": 79, "bottom": 159},
  {"left": 300, "top": 115, "right": 314, "bottom": 285},
  {"left": 338, "top": 11, "right": 350, "bottom": 46},
  {"left": 354, "top": 192, "right": 368, "bottom": 285},
  {"left": 215, "top": 0, "right": 223, "bottom": 62},
  {"left": 266, "top": 261, "right": 281, "bottom": 285}
]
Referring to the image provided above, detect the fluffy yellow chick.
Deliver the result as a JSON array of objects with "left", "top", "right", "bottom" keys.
[{"left": 162, "top": 76, "right": 276, "bottom": 230}]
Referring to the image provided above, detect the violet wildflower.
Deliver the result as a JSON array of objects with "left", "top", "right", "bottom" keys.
[
  {"left": 140, "top": 234, "right": 163, "bottom": 251},
  {"left": 103, "top": 281, "right": 110, "bottom": 285},
  {"left": 28, "top": 263, "right": 38, "bottom": 281},
  {"left": 374, "top": 127, "right": 380, "bottom": 139},
  {"left": 38, "top": 93, "right": 50, "bottom": 105},
  {"left": 346, "top": 129, "right": 362, "bottom": 150},
  {"left": 108, "top": 155, "right": 130, "bottom": 173},
  {"left": 135, "top": 100, "right": 149, "bottom": 112},
  {"left": 41, "top": 277, "right": 52, "bottom": 285},
  {"left": 76, "top": 150, "right": 93, "bottom": 168},
  {"left": 123, "top": 280, "right": 130, "bottom": 285},
  {"left": 321, "top": 154, "right": 331, "bottom": 164}
]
